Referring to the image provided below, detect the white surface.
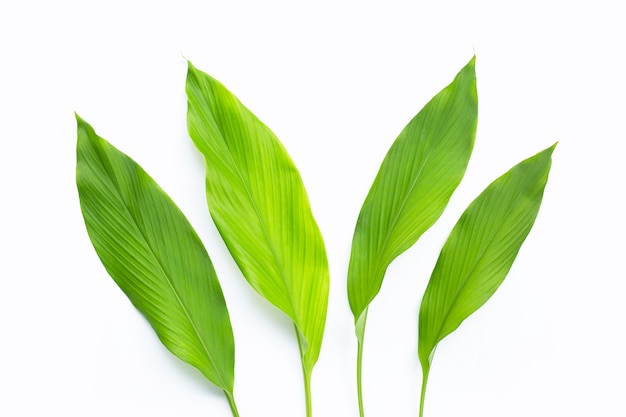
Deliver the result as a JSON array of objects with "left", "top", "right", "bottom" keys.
[{"left": 1, "top": 1, "right": 624, "bottom": 416}]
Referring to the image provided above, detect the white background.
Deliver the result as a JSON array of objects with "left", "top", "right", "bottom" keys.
[{"left": 1, "top": 1, "right": 624, "bottom": 416}]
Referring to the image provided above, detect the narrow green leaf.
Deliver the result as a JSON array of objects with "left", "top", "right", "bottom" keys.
[
  {"left": 347, "top": 58, "right": 477, "bottom": 416},
  {"left": 348, "top": 57, "right": 478, "bottom": 337},
  {"left": 185, "top": 62, "right": 330, "bottom": 388},
  {"left": 75, "top": 115, "right": 236, "bottom": 399},
  {"left": 417, "top": 143, "right": 556, "bottom": 415}
]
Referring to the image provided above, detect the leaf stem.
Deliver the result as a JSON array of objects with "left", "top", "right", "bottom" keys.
[
  {"left": 296, "top": 325, "right": 313, "bottom": 417},
  {"left": 356, "top": 308, "right": 368, "bottom": 417},
  {"left": 302, "top": 364, "right": 312, "bottom": 417},
  {"left": 224, "top": 390, "right": 240, "bottom": 417},
  {"left": 419, "top": 367, "right": 430, "bottom": 417},
  {"left": 357, "top": 337, "right": 365, "bottom": 417}
]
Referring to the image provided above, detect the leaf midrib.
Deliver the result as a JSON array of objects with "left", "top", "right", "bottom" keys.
[{"left": 89, "top": 137, "right": 229, "bottom": 390}]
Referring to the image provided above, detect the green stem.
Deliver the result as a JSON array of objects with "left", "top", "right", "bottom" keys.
[
  {"left": 296, "top": 325, "right": 313, "bottom": 417},
  {"left": 356, "top": 308, "right": 368, "bottom": 417},
  {"left": 224, "top": 390, "right": 240, "bottom": 417},
  {"left": 357, "top": 337, "right": 365, "bottom": 417},
  {"left": 419, "top": 367, "right": 430, "bottom": 417}
]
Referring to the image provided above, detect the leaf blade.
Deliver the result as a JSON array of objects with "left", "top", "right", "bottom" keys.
[
  {"left": 418, "top": 143, "right": 556, "bottom": 372},
  {"left": 185, "top": 63, "right": 329, "bottom": 373},
  {"left": 76, "top": 115, "right": 235, "bottom": 392},
  {"left": 347, "top": 57, "right": 478, "bottom": 332}
]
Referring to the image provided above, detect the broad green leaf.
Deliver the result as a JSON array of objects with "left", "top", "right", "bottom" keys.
[
  {"left": 348, "top": 57, "right": 478, "bottom": 336},
  {"left": 417, "top": 144, "right": 556, "bottom": 415},
  {"left": 75, "top": 115, "right": 236, "bottom": 398},
  {"left": 185, "top": 62, "right": 330, "bottom": 380}
]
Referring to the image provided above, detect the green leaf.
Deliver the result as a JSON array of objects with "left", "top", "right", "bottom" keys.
[
  {"left": 347, "top": 57, "right": 477, "bottom": 417},
  {"left": 417, "top": 143, "right": 556, "bottom": 416},
  {"left": 185, "top": 62, "right": 329, "bottom": 390},
  {"left": 75, "top": 115, "right": 237, "bottom": 401},
  {"left": 348, "top": 57, "right": 478, "bottom": 336}
]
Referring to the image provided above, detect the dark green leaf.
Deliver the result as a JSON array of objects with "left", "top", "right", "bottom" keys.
[
  {"left": 417, "top": 144, "right": 556, "bottom": 414},
  {"left": 76, "top": 115, "right": 236, "bottom": 395},
  {"left": 348, "top": 57, "right": 478, "bottom": 340}
]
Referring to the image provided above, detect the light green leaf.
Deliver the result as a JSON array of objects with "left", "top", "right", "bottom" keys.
[
  {"left": 348, "top": 57, "right": 478, "bottom": 337},
  {"left": 417, "top": 144, "right": 556, "bottom": 416},
  {"left": 185, "top": 62, "right": 329, "bottom": 392},
  {"left": 75, "top": 115, "right": 237, "bottom": 405}
]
